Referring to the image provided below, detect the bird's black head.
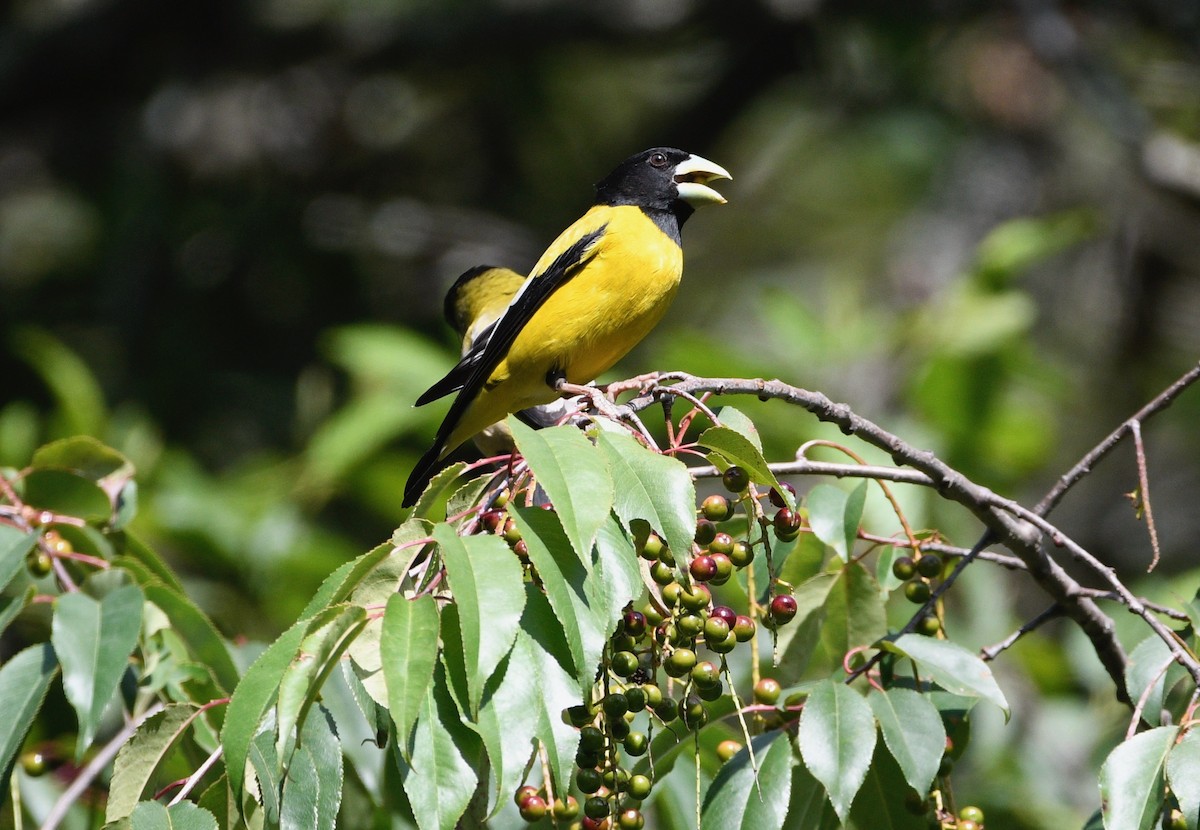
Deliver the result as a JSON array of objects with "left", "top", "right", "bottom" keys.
[{"left": 594, "top": 147, "right": 731, "bottom": 227}]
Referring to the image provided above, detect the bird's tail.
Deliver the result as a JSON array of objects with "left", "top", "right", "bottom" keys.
[{"left": 402, "top": 438, "right": 447, "bottom": 507}]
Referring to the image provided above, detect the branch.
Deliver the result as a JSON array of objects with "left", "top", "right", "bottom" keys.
[{"left": 629, "top": 374, "right": 1131, "bottom": 698}]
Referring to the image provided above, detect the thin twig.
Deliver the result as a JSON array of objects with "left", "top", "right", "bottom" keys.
[
  {"left": 1130, "top": 420, "right": 1162, "bottom": 572},
  {"left": 981, "top": 606, "right": 1064, "bottom": 661},
  {"left": 40, "top": 703, "right": 166, "bottom": 830},
  {"left": 1127, "top": 655, "right": 1175, "bottom": 740},
  {"left": 1034, "top": 360, "right": 1200, "bottom": 517},
  {"left": 167, "top": 745, "right": 223, "bottom": 806}
]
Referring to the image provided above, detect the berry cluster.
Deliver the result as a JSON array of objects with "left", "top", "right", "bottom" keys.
[
  {"left": 891, "top": 551, "right": 944, "bottom": 636},
  {"left": 491, "top": 466, "right": 811, "bottom": 826}
]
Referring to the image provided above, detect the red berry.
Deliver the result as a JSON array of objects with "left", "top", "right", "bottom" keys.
[
  {"left": 732, "top": 615, "right": 756, "bottom": 641},
  {"left": 519, "top": 795, "right": 547, "bottom": 821},
  {"left": 769, "top": 594, "right": 798, "bottom": 625},
  {"left": 622, "top": 610, "right": 646, "bottom": 638},
  {"left": 690, "top": 555, "right": 717, "bottom": 582},
  {"left": 710, "top": 605, "right": 736, "bottom": 626},
  {"left": 769, "top": 482, "right": 796, "bottom": 508},
  {"left": 514, "top": 785, "right": 540, "bottom": 807}
]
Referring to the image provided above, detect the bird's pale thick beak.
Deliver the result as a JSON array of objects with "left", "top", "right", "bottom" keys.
[{"left": 674, "top": 154, "right": 732, "bottom": 205}]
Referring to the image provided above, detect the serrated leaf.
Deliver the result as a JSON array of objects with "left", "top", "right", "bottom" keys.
[
  {"left": 275, "top": 605, "right": 367, "bottom": 768},
  {"left": 887, "top": 635, "right": 1009, "bottom": 715},
  {"left": 509, "top": 587, "right": 584, "bottom": 799},
  {"left": 781, "top": 761, "right": 841, "bottom": 830},
  {"left": 798, "top": 678, "right": 876, "bottom": 822},
  {"left": 0, "top": 643, "right": 58, "bottom": 792},
  {"left": 0, "top": 525, "right": 38, "bottom": 594},
  {"left": 0, "top": 586, "right": 34, "bottom": 639},
  {"left": 714, "top": 406, "right": 764, "bottom": 453},
  {"left": 347, "top": 541, "right": 427, "bottom": 707},
  {"left": 775, "top": 573, "right": 837, "bottom": 679},
  {"left": 382, "top": 593, "right": 440, "bottom": 750},
  {"left": 510, "top": 419, "right": 613, "bottom": 560},
  {"left": 697, "top": 425, "right": 784, "bottom": 495},
  {"left": 107, "top": 704, "right": 200, "bottom": 823},
  {"left": 249, "top": 728, "right": 283, "bottom": 824},
  {"left": 281, "top": 704, "right": 342, "bottom": 830},
  {"left": 52, "top": 582, "right": 144, "bottom": 755},
  {"left": 1099, "top": 725, "right": 1177, "bottom": 830},
  {"left": 595, "top": 430, "right": 696, "bottom": 563},
  {"left": 1125, "top": 636, "right": 1173, "bottom": 728},
  {"left": 141, "top": 583, "right": 239, "bottom": 698},
  {"left": 434, "top": 524, "right": 524, "bottom": 715},
  {"left": 1167, "top": 728, "right": 1200, "bottom": 829},
  {"left": 846, "top": 742, "right": 931, "bottom": 829},
  {"left": 222, "top": 618, "right": 309, "bottom": 805},
  {"left": 409, "top": 461, "right": 471, "bottom": 520},
  {"left": 806, "top": 482, "right": 866, "bottom": 561},
  {"left": 818, "top": 562, "right": 887, "bottom": 673},
  {"left": 398, "top": 665, "right": 479, "bottom": 830},
  {"left": 31, "top": 436, "right": 134, "bottom": 496},
  {"left": 122, "top": 800, "right": 219, "bottom": 830},
  {"left": 868, "top": 688, "right": 945, "bottom": 796},
  {"left": 701, "top": 731, "right": 795, "bottom": 829},
  {"left": 511, "top": 506, "right": 592, "bottom": 682}
]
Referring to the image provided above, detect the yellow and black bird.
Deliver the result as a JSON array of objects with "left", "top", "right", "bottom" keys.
[
  {"left": 442, "top": 264, "right": 575, "bottom": 456},
  {"left": 404, "top": 147, "right": 731, "bottom": 506}
]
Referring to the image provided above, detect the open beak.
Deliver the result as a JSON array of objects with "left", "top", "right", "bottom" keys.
[{"left": 673, "top": 154, "right": 732, "bottom": 206}]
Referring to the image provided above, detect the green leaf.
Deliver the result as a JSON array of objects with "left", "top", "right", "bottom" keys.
[
  {"left": 867, "top": 688, "right": 945, "bottom": 796},
  {"left": 31, "top": 435, "right": 134, "bottom": 486},
  {"left": 701, "top": 731, "right": 796, "bottom": 829},
  {"left": 0, "top": 643, "right": 58, "bottom": 793},
  {"left": 281, "top": 704, "right": 343, "bottom": 830},
  {"left": 275, "top": 604, "right": 368, "bottom": 769},
  {"left": 433, "top": 524, "right": 524, "bottom": 715},
  {"left": 886, "top": 634, "right": 1009, "bottom": 716},
  {"left": 781, "top": 762, "right": 841, "bottom": 830},
  {"left": 409, "top": 461, "right": 471, "bottom": 520},
  {"left": 806, "top": 482, "right": 866, "bottom": 561},
  {"left": 775, "top": 572, "right": 837, "bottom": 680},
  {"left": 714, "top": 406, "right": 764, "bottom": 453},
  {"left": 21, "top": 468, "right": 112, "bottom": 521},
  {"left": 595, "top": 430, "right": 697, "bottom": 564},
  {"left": 221, "top": 617, "right": 309, "bottom": 805},
  {"left": 346, "top": 539, "right": 428, "bottom": 707},
  {"left": 797, "top": 678, "right": 876, "bottom": 823},
  {"left": 818, "top": 562, "right": 887, "bottom": 673},
  {"left": 52, "top": 582, "right": 144, "bottom": 755},
  {"left": 249, "top": 728, "right": 283, "bottom": 824},
  {"left": 0, "top": 524, "right": 38, "bottom": 594},
  {"left": 141, "top": 583, "right": 239, "bottom": 697},
  {"left": 1125, "top": 636, "right": 1173, "bottom": 728},
  {"left": 1099, "top": 725, "right": 1177, "bottom": 830},
  {"left": 0, "top": 586, "right": 33, "bottom": 639},
  {"left": 1167, "top": 727, "right": 1200, "bottom": 829},
  {"left": 846, "top": 741, "right": 930, "bottom": 829},
  {"left": 121, "top": 800, "right": 219, "bottom": 830},
  {"left": 382, "top": 593, "right": 440, "bottom": 749},
  {"left": 777, "top": 531, "right": 828, "bottom": 588},
  {"left": 697, "top": 425, "right": 785, "bottom": 495},
  {"left": 398, "top": 665, "right": 479, "bottom": 830},
  {"left": 510, "top": 506, "right": 592, "bottom": 680},
  {"left": 510, "top": 419, "right": 614, "bottom": 560},
  {"left": 107, "top": 704, "right": 201, "bottom": 823}
]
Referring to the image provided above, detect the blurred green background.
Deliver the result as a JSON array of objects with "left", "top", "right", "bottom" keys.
[{"left": 3, "top": 1, "right": 1200, "bottom": 825}]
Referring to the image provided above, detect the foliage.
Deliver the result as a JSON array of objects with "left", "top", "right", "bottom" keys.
[{"left": 3, "top": 368, "right": 1200, "bottom": 829}]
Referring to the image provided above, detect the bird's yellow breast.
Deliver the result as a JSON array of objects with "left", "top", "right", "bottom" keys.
[{"left": 505, "top": 204, "right": 682, "bottom": 391}]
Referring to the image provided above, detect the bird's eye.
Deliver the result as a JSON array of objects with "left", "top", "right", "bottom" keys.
[{"left": 649, "top": 152, "right": 668, "bottom": 168}]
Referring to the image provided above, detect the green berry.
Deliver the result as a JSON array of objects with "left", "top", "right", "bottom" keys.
[
  {"left": 891, "top": 555, "right": 916, "bottom": 580},
  {"left": 729, "top": 540, "right": 754, "bottom": 568},
  {"left": 716, "top": 739, "right": 743, "bottom": 762},
  {"left": 709, "top": 532, "right": 734, "bottom": 555},
  {"left": 701, "top": 494, "right": 732, "bottom": 522},
  {"left": 518, "top": 795, "right": 547, "bottom": 822},
  {"left": 904, "top": 581, "right": 931, "bottom": 604},
  {"left": 627, "top": 773, "right": 652, "bottom": 800},
  {"left": 579, "top": 725, "right": 605, "bottom": 753},
  {"left": 641, "top": 683, "right": 663, "bottom": 708},
  {"left": 708, "top": 630, "right": 737, "bottom": 653},
  {"left": 691, "top": 660, "right": 720, "bottom": 688},
  {"left": 677, "top": 613, "right": 704, "bottom": 638},
  {"left": 681, "top": 695, "right": 708, "bottom": 729},
  {"left": 661, "top": 581, "right": 682, "bottom": 606},
  {"left": 603, "top": 693, "right": 629, "bottom": 718},
  {"left": 732, "top": 615, "right": 756, "bottom": 641},
  {"left": 584, "top": 795, "right": 610, "bottom": 820},
  {"left": 680, "top": 584, "right": 712, "bottom": 612},
  {"left": 20, "top": 751, "right": 48, "bottom": 777},
  {"left": 664, "top": 648, "right": 697, "bottom": 677},
  {"left": 553, "top": 795, "right": 580, "bottom": 820},
  {"left": 754, "top": 677, "right": 782, "bottom": 705},
  {"left": 653, "top": 697, "right": 679, "bottom": 722},
  {"left": 576, "top": 767, "right": 603, "bottom": 794},
  {"left": 617, "top": 808, "right": 645, "bottom": 830},
  {"left": 611, "top": 651, "right": 639, "bottom": 677},
  {"left": 917, "top": 615, "right": 940, "bottom": 636},
  {"left": 651, "top": 561, "right": 675, "bottom": 586},
  {"left": 704, "top": 616, "right": 730, "bottom": 642},
  {"left": 958, "top": 806, "right": 984, "bottom": 824},
  {"left": 639, "top": 533, "right": 663, "bottom": 560},
  {"left": 624, "top": 686, "right": 646, "bottom": 711},
  {"left": 623, "top": 731, "right": 648, "bottom": 756},
  {"left": 566, "top": 705, "right": 593, "bottom": 727}
]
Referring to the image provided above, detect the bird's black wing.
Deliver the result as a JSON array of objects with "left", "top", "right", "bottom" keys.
[
  {"left": 403, "top": 224, "right": 606, "bottom": 506},
  {"left": 413, "top": 225, "right": 606, "bottom": 407}
]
